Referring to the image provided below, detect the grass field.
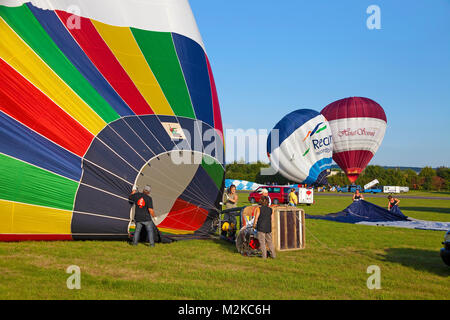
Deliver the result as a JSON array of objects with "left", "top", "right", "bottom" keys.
[{"left": 0, "top": 192, "right": 448, "bottom": 300}]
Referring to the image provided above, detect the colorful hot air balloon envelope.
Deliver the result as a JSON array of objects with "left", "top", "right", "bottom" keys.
[
  {"left": 267, "top": 109, "right": 333, "bottom": 184},
  {"left": 321, "top": 97, "right": 387, "bottom": 183},
  {"left": 0, "top": 0, "right": 225, "bottom": 241}
]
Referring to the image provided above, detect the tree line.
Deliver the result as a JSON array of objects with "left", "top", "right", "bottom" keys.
[{"left": 225, "top": 162, "right": 450, "bottom": 191}]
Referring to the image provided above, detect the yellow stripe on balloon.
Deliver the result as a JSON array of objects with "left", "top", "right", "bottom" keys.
[
  {"left": 0, "top": 18, "right": 106, "bottom": 135},
  {"left": 158, "top": 227, "right": 194, "bottom": 235},
  {"left": 92, "top": 20, "right": 174, "bottom": 116},
  {"left": 0, "top": 200, "right": 72, "bottom": 235}
]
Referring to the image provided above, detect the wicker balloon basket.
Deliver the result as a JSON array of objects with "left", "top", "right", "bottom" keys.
[{"left": 240, "top": 205, "right": 305, "bottom": 252}]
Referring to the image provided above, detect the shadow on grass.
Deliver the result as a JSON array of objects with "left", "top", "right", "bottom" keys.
[
  {"left": 212, "top": 238, "right": 238, "bottom": 254},
  {"left": 401, "top": 207, "right": 450, "bottom": 214},
  {"left": 379, "top": 248, "right": 449, "bottom": 276}
]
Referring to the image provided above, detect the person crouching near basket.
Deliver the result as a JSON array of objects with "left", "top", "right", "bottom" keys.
[{"left": 253, "top": 196, "right": 276, "bottom": 259}]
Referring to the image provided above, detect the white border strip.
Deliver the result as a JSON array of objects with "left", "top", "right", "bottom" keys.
[{"left": 2, "top": 0, "right": 205, "bottom": 50}]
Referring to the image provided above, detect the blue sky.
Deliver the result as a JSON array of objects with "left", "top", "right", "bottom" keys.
[{"left": 190, "top": 0, "right": 450, "bottom": 167}]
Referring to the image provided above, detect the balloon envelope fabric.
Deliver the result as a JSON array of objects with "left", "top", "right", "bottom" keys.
[
  {"left": 0, "top": 0, "right": 225, "bottom": 241},
  {"left": 267, "top": 109, "right": 333, "bottom": 184},
  {"left": 225, "top": 180, "right": 261, "bottom": 191},
  {"left": 321, "top": 97, "right": 387, "bottom": 183}
]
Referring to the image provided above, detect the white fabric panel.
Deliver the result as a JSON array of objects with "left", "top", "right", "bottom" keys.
[
  {"left": 328, "top": 117, "right": 387, "bottom": 154},
  {"left": 270, "top": 114, "right": 332, "bottom": 183},
  {"left": 357, "top": 219, "right": 450, "bottom": 231},
  {"left": 3, "top": 0, "right": 205, "bottom": 50}
]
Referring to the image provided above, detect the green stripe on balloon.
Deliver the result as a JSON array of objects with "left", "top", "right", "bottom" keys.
[
  {"left": 201, "top": 155, "right": 224, "bottom": 190},
  {"left": 0, "top": 154, "right": 78, "bottom": 211},
  {"left": 315, "top": 125, "right": 327, "bottom": 134},
  {"left": 0, "top": 4, "right": 120, "bottom": 124},
  {"left": 131, "top": 28, "right": 196, "bottom": 119},
  {"left": 303, "top": 148, "right": 311, "bottom": 157}
]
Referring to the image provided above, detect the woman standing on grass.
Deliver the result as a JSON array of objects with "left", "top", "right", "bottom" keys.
[
  {"left": 253, "top": 196, "right": 276, "bottom": 259},
  {"left": 223, "top": 185, "right": 238, "bottom": 226},
  {"left": 288, "top": 188, "right": 298, "bottom": 207},
  {"left": 224, "top": 185, "right": 238, "bottom": 209}
]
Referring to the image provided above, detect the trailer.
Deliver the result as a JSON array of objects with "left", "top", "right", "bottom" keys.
[{"left": 383, "top": 186, "right": 401, "bottom": 193}]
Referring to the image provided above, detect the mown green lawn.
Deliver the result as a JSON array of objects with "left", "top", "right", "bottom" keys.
[{"left": 0, "top": 192, "right": 448, "bottom": 300}]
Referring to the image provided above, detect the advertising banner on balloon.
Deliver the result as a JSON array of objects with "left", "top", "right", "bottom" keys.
[
  {"left": 330, "top": 118, "right": 386, "bottom": 154},
  {"left": 267, "top": 109, "right": 333, "bottom": 185}
]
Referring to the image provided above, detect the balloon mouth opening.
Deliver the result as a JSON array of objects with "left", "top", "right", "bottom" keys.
[
  {"left": 346, "top": 168, "right": 362, "bottom": 183},
  {"left": 132, "top": 150, "right": 214, "bottom": 227},
  {"left": 316, "top": 170, "right": 329, "bottom": 185}
]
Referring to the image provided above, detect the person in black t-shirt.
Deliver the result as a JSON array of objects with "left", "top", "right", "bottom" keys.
[
  {"left": 253, "top": 196, "right": 276, "bottom": 259},
  {"left": 387, "top": 195, "right": 400, "bottom": 211},
  {"left": 129, "top": 185, "right": 156, "bottom": 247},
  {"left": 352, "top": 189, "right": 364, "bottom": 202}
]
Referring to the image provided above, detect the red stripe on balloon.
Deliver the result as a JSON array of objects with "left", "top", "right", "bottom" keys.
[
  {"left": 321, "top": 97, "right": 387, "bottom": 122},
  {"left": 205, "top": 55, "right": 224, "bottom": 141},
  {"left": 0, "top": 59, "right": 94, "bottom": 157},
  {"left": 55, "top": 11, "right": 154, "bottom": 115},
  {"left": 0, "top": 234, "right": 72, "bottom": 242},
  {"left": 333, "top": 150, "right": 375, "bottom": 183},
  {"left": 158, "top": 198, "right": 208, "bottom": 231}
]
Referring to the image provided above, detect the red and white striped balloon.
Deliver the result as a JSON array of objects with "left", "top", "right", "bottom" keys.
[{"left": 321, "top": 97, "right": 387, "bottom": 183}]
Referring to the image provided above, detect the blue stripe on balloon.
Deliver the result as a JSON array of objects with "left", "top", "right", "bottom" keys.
[
  {"left": 97, "top": 125, "right": 146, "bottom": 171},
  {"left": 0, "top": 111, "right": 82, "bottom": 181},
  {"left": 71, "top": 209, "right": 129, "bottom": 236},
  {"left": 108, "top": 119, "right": 156, "bottom": 161},
  {"left": 123, "top": 117, "right": 166, "bottom": 156},
  {"left": 178, "top": 165, "right": 220, "bottom": 209},
  {"left": 267, "top": 109, "right": 320, "bottom": 153},
  {"left": 73, "top": 184, "right": 130, "bottom": 219},
  {"left": 27, "top": 3, "right": 134, "bottom": 117},
  {"left": 83, "top": 138, "right": 137, "bottom": 184},
  {"left": 303, "top": 157, "right": 333, "bottom": 184},
  {"left": 80, "top": 160, "right": 133, "bottom": 197},
  {"left": 172, "top": 33, "right": 214, "bottom": 128}
]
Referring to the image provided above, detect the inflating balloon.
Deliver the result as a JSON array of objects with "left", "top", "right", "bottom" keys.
[
  {"left": 267, "top": 109, "right": 333, "bottom": 184},
  {"left": 0, "top": 0, "right": 224, "bottom": 241},
  {"left": 321, "top": 97, "right": 387, "bottom": 183}
]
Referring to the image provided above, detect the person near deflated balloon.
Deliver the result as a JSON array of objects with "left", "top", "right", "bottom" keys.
[
  {"left": 253, "top": 196, "right": 276, "bottom": 259},
  {"left": 222, "top": 184, "right": 238, "bottom": 236},
  {"left": 129, "top": 185, "right": 156, "bottom": 247},
  {"left": 387, "top": 195, "right": 400, "bottom": 211},
  {"left": 223, "top": 184, "right": 238, "bottom": 210},
  {"left": 352, "top": 189, "right": 364, "bottom": 202}
]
